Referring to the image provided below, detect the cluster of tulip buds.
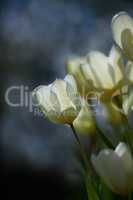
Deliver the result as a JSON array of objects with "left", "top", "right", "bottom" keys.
[{"left": 33, "top": 12, "right": 133, "bottom": 199}]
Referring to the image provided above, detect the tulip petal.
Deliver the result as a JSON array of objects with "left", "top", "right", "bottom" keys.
[
  {"left": 64, "top": 74, "right": 78, "bottom": 93},
  {"left": 51, "top": 79, "right": 80, "bottom": 124},
  {"left": 32, "top": 85, "right": 63, "bottom": 123},
  {"left": 33, "top": 85, "right": 53, "bottom": 113},
  {"left": 109, "top": 45, "right": 124, "bottom": 72},
  {"left": 108, "top": 45, "right": 124, "bottom": 85},
  {"left": 51, "top": 79, "right": 76, "bottom": 113},
  {"left": 83, "top": 52, "right": 111, "bottom": 90},
  {"left": 66, "top": 57, "right": 92, "bottom": 96},
  {"left": 112, "top": 12, "right": 133, "bottom": 61},
  {"left": 112, "top": 12, "right": 133, "bottom": 47}
]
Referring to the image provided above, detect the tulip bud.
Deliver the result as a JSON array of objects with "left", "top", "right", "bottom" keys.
[
  {"left": 66, "top": 57, "right": 92, "bottom": 96},
  {"left": 33, "top": 75, "right": 81, "bottom": 124},
  {"left": 91, "top": 142, "right": 133, "bottom": 195},
  {"left": 112, "top": 12, "right": 133, "bottom": 61},
  {"left": 73, "top": 99, "right": 96, "bottom": 135},
  {"left": 81, "top": 46, "right": 124, "bottom": 94}
]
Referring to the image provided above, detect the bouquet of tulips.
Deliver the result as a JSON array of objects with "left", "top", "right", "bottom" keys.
[{"left": 33, "top": 12, "right": 133, "bottom": 199}]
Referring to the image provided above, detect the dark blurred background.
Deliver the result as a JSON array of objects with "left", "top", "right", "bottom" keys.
[{"left": 1, "top": 0, "right": 133, "bottom": 199}]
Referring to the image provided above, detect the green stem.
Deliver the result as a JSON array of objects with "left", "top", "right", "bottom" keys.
[
  {"left": 71, "top": 124, "right": 99, "bottom": 200},
  {"left": 85, "top": 175, "right": 91, "bottom": 200},
  {"left": 128, "top": 193, "right": 132, "bottom": 200},
  {"left": 96, "top": 125, "right": 115, "bottom": 149},
  {"left": 70, "top": 124, "right": 90, "bottom": 200},
  {"left": 70, "top": 124, "right": 90, "bottom": 171}
]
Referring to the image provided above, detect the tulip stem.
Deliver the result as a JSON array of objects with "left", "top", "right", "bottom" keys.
[
  {"left": 70, "top": 124, "right": 90, "bottom": 171},
  {"left": 70, "top": 124, "right": 99, "bottom": 200},
  {"left": 70, "top": 124, "right": 90, "bottom": 200},
  {"left": 96, "top": 125, "right": 115, "bottom": 149},
  {"left": 128, "top": 193, "right": 132, "bottom": 200}
]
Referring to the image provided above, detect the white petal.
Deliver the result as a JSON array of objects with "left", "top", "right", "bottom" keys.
[
  {"left": 109, "top": 45, "right": 124, "bottom": 83},
  {"left": 109, "top": 46, "right": 124, "bottom": 70},
  {"left": 85, "top": 52, "right": 112, "bottom": 89},
  {"left": 112, "top": 12, "right": 133, "bottom": 48},
  {"left": 64, "top": 74, "right": 78, "bottom": 93},
  {"left": 51, "top": 79, "right": 76, "bottom": 112},
  {"left": 33, "top": 85, "right": 53, "bottom": 113},
  {"left": 33, "top": 85, "right": 62, "bottom": 123},
  {"left": 66, "top": 57, "right": 92, "bottom": 95},
  {"left": 65, "top": 75, "right": 81, "bottom": 112}
]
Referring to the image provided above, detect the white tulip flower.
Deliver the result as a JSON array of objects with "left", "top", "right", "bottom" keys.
[
  {"left": 91, "top": 142, "right": 133, "bottom": 195},
  {"left": 81, "top": 46, "right": 124, "bottom": 93},
  {"left": 33, "top": 75, "right": 81, "bottom": 124}
]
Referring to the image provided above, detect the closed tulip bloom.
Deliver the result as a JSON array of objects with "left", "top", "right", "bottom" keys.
[
  {"left": 91, "top": 142, "right": 133, "bottom": 195},
  {"left": 81, "top": 46, "right": 124, "bottom": 94},
  {"left": 112, "top": 12, "right": 133, "bottom": 61},
  {"left": 73, "top": 99, "right": 96, "bottom": 135},
  {"left": 33, "top": 75, "right": 81, "bottom": 124},
  {"left": 66, "top": 57, "right": 92, "bottom": 96}
]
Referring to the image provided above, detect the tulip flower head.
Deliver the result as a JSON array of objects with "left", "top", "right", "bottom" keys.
[
  {"left": 91, "top": 142, "right": 133, "bottom": 195},
  {"left": 33, "top": 75, "right": 81, "bottom": 124},
  {"left": 81, "top": 46, "right": 124, "bottom": 94}
]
